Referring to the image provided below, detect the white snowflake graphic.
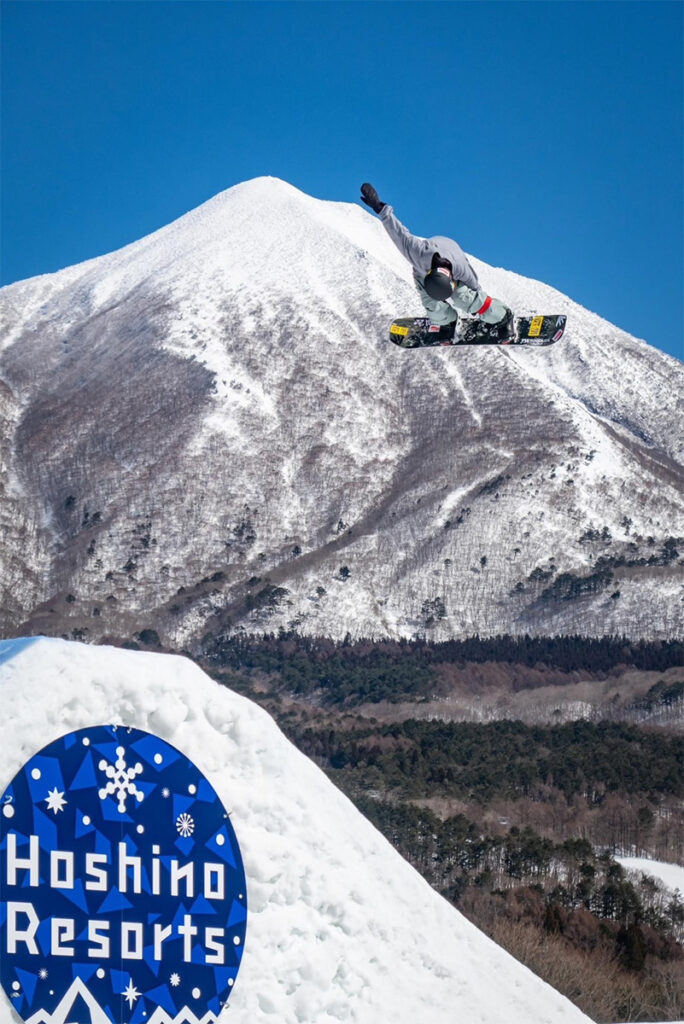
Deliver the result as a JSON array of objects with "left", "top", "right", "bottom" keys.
[
  {"left": 176, "top": 813, "right": 195, "bottom": 838},
  {"left": 45, "top": 788, "right": 67, "bottom": 815},
  {"left": 122, "top": 979, "right": 141, "bottom": 1009},
  {"left": 39, "top": 969, "right": 48, "bottom": 980},
  {"left": 98, "top": 745, "right": 144, "bottom": 814},
  {"left": 170, "top": 973, "right": 181, "bottom": 987}
]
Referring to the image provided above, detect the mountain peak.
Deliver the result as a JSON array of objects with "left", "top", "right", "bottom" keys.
[{"left": 0, "top": 178, "right": 681, "bottom": 645}]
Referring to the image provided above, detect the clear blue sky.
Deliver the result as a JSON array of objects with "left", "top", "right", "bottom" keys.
[{"left": 2, "top": 1, "right": 682, "bottom": 359}]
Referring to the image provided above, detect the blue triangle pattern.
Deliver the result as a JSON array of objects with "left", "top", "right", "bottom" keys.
[
  {"left": 143, "top": 943, "right": 162, "bottom": 978},
  {"left": 100, "top": 797, "right": 133, "bottom": 823},
  {"left": 131, "top": 735, "right": 181, "bottom": 771},
  {"left": 15, "top": 967, "right": 37, "bottom": 1006},
  {"left": 98, "top": 888, "right": 133, "bottom": 914},
  {"left": 206, "top": 828, "right": 236, "bottom": 867},
  {"left": 110, "top": 968, "right": 129, "bottom": 997},
  {"left": 69, "top": 749, "right": 98, "bottom": 791},
  {"left": 71, "top": 961, "right": 99, "bottom": 985},
  {"left": 32, "top": 805, "right": 58, "bottom": 850},
  {"left": 74, "top": 812, "right": 95, "bottom": 839},
  {"left": 143, "top": 983, "right": 177, "bottom": 1015},
  {"left": 130, "top": 996, "right": 149, "bottom": 1023},
  {"left": 196, "top": 778, "right": 215, "bottom": 803},
  {"left": 190, "top": 893, "right": 217, "bottom": 916},
  {"left": 26, "top": 756, "right": 65, "bottom": 803},
  {"left": 60, "top": 877, "right": 89, "bottom": 914},
  {"left": 94, "top": 829, "right": 112, "bottom": 857},
  {"left": 173, "top": 793, "right": 195, "bottom": 818},
  {"left": 227, "top": 898, "right": 247, "bottom": 927},
  {"left": 37, "top": 916, "right": 52, "bottom": 957}
]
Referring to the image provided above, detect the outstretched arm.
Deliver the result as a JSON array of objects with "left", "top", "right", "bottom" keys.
[
  {"left": 378, "top": 205, "right": 434, "bottom": 270},
  {"left": 360, "top": 183, "right": 433, "bottom": 271}
]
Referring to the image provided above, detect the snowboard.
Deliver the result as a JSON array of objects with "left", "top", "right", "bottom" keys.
[{"left": 389, "top": 314, "right": 567, "bottom": 349}]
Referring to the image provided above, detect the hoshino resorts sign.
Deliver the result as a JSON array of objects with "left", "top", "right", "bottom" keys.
[{"left": 0, "top": 725, "right": 247, "bottom": 1023}]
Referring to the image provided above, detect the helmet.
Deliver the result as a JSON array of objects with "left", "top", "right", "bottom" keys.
[{"left": 424, "top": 265, "right": 453, "bottom": 301}]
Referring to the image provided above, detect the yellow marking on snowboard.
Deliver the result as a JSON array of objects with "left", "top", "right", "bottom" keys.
[
  {"left": 390, "top": 323, "right": 410, "bottom": 337},
  {"left": 529, "top": 316, "right": 544, "bottom": 337}
]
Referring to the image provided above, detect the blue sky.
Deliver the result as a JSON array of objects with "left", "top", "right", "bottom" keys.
[{"left": 2, "top": 1, "right": 682, "bottom": 359}]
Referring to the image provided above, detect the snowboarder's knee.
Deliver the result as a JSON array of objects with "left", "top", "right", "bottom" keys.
[{"left": 479, "top": 296, "right": 509, "bottom": 325}]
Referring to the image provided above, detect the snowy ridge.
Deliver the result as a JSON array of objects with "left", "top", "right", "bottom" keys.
[
  {"left": 0, "top": 636, "right": 591, "bottom": 1024},
  {"left": 0, "top": 177, "right": 681, "bottom": 645}
]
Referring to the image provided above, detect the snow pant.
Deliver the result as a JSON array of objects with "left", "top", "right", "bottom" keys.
[{"left": 414, "top": 276, "right": 509, "bottom": 326}]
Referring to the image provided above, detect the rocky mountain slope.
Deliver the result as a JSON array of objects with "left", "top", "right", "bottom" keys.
[{"left": 0, "top": 177, "right": 681, "bottom": 647}]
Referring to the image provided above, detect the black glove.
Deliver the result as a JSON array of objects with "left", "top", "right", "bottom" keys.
[{"left": 360, "top": 183, "right": 385, "bottom": 214}]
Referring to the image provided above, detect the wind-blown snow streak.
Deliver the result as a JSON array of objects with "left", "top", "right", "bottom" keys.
[{"left": 0, "top": 177, "right": 681, "bottom": 646}]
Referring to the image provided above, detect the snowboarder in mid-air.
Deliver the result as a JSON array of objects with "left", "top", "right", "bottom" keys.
[{"left": 360, "top": 182, "right": 515, "bottom": 343}]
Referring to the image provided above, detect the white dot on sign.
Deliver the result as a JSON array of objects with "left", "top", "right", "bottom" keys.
[
  {"left": 228, "top": 978, "right": 234, "bottom": 987},
  {"left": 82, "top": 737, "right": 90, "bottom": 746},
  {"left": 97, "top": 969, "right": 105, "bottom": 979},
  {"left": 137, "top": 825, "right": 144, "bottom": 834},
  {"left": 82, "top": 816, "right": 91, "bottom": 827},
  {"left": 154, "top": 753, "right": 163, "bottom": 765},
  {"left": 49, "top": 991, "right": 54, "bottom": 996},
  {"left": 12, "top": 982, "right": 20, "bottom": 992},
  {"left": 192, "top": 988, "right": 201, "bottom": 1000},
  {"left": 233, "top": 936, "right": 241, "bottom": 946},
  {"left": 216, "top": 833, "right": 225, "bottom": 846},
  {"left": 31, "top": 768, "right": 41, "bottom": 780},
  {"left": 3, "top": 804, "right": 14, "bottom": 819},
  {"left": 188, "top": 784, "right": 197, "bottom": 795}
]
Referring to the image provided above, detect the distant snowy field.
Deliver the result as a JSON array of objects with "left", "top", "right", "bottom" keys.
[
  {"left": 613, "top": 860, "right": 684, "bottom": 1024},
  {"left": 0, "top": 637, "right": 592, "bottom": 1024},
  {"left": 616, "top": 856, "right": 684, "bottom": 894}
]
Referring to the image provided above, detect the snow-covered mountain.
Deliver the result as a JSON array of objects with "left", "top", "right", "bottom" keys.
[
  {"left": 0, "top": 636, "right": 591, "bottom": 1024},
  {"left": 0, "top": 177, "right": 681, "bottom": 647}
]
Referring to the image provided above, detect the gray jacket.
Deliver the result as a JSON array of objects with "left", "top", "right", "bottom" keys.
[{"left": 379, "top": 205, "right": 507, "bottom": 326}]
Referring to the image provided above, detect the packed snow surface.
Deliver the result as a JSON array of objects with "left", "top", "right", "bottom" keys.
[
  {"left": 0, "top": 637, "right": 592, "bottom": 1024},
  {"left": 616, "top": 856, "right": 684, "bottom": 894}
]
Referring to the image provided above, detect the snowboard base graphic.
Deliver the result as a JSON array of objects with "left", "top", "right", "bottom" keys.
[{"left": 389, "top": 314, "right": 567, "bottom": 348}]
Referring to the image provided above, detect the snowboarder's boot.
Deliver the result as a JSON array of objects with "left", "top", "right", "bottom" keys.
[{"left": 487, "top": 308, "right": 515, "bottom": 343}]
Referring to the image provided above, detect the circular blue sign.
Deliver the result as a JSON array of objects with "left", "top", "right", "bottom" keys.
[{"left": 0, "top": 725, "right": 247, "bottom": 1023}]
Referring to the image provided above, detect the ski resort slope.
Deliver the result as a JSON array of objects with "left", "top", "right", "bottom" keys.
[{"left": 0, "top": 637, "right": 591, "bottom": 1024}]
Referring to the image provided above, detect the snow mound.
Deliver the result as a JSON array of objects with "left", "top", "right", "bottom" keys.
[{"left": 0, "top": 637, "right": 591, "bottom": 1023}]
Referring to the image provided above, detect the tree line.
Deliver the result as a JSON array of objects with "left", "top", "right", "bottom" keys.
[
  {"left": 203, "top": 630, "right": 684, "bottom": 705},
  {"left": 288, "top": 718, "right": 684, "bottom": 804}
]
